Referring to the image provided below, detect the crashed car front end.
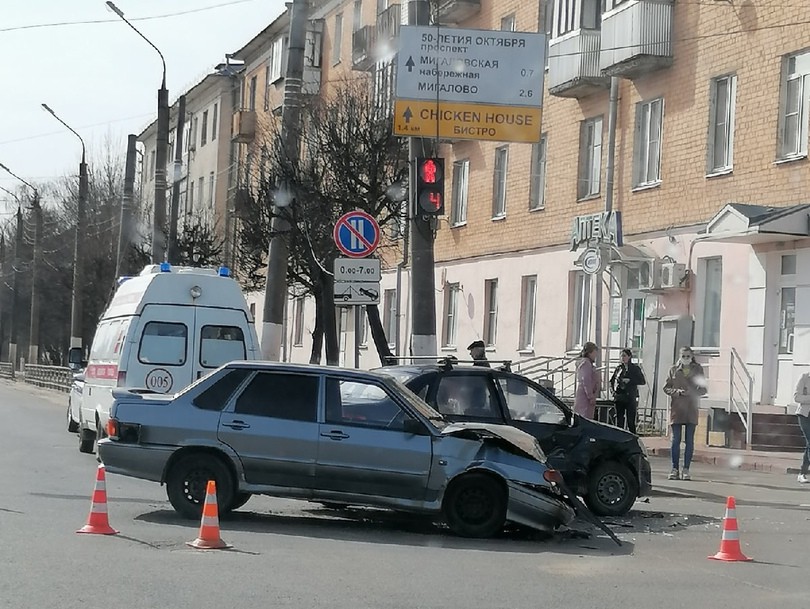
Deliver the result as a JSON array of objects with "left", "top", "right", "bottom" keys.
[{"left": 437, "top": 423, "right": 577, "bottom": 532}]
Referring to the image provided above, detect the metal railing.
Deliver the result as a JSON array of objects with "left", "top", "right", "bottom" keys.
[
  {"left": 730, "top": 346, "right": 754, "bottom": 447},
  {"left": 0, "top": 362, "right": 14, "bottom": 380},
  {"left": 22, "top": 364, "right": 72, "bottom": 393}
]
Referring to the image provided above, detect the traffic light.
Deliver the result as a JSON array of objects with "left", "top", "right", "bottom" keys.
[{"left": 415, "top": 157, "right": 445, "bottom": 215}]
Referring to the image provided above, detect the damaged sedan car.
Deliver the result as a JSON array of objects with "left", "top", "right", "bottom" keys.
[{"left": 98, "top": 362, "right": 575, "bottom": 538}]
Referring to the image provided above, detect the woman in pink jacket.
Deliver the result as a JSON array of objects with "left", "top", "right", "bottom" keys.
[{"left": 574, "top": 342, "right": 600, "bottom": 418}]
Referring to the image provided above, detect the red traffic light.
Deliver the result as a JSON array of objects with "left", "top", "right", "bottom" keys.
[
  {"left": 418, "top": 159, "right": 442, "bottom": 184},
  {"left": 419, "top": 190, "right": 443, "bottom": 212}
]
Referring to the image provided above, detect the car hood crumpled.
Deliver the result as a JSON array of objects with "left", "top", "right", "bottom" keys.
[{"left": 440, "top": 422, "right": 546, "bottom": 464}]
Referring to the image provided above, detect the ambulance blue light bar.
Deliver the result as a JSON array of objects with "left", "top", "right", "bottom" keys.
[
  {"left": 160, "top": 262, "right": 171, "bottom": 273},
  {"left": 218, "top": 266, "right": 230, "bottom": 277}
]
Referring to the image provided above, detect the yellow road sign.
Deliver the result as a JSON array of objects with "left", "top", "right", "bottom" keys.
[{"left": 393, "top": 99, "right": 542, "bottom": 143}]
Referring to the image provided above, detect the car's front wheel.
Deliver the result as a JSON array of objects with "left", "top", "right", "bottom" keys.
[
  {"left": 166, "top": 453, "right": 236, "bottom": 520},
  {"left": 443, "top": 473, "right": 507, "bottom": 538},
  {"left": 584, "top": 461, "right": 638, "bottom": 517}
]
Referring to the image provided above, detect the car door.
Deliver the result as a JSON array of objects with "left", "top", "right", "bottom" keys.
[
  {"left": 130, "top": 304, "right": 194, "bottom": 394},
  {"left": 217, "top": 370, "right": 321, "bottom": 489},
  {"left": 429, "top": 372, "right": 502, "bottom": 423},
  {"left": 193, "top": 308, "right": 250, "bottom": 382},
  {"left": 315, "top": 376, "right": 432, "bottom": 501}
]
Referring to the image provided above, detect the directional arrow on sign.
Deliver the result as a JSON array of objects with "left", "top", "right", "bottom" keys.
[
  {"left": 403, "top": 106, "right": 413, "bottom": 124},
  {"left": 406, "top": 56, "right": 415, "bottom": 72}
]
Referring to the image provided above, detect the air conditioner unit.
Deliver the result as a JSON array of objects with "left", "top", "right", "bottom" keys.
[
  {"left": 637, "top": 259, "right": 659, "bottom": 291},
  {"left": 660, "top": 262, "right": 687, "bottom": 289}
]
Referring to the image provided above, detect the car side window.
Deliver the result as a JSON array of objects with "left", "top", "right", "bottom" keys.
[
  {"left": 234, "top": 372, "right": 319, "bottom": 422},
  {"left": 138, "top": 321, "right": 187, "bottom": 366},
  {"left": 497, "top": 376, "right": 567, "bottom": 425},
  {"left": 200, "top": 325, "right": 246, "bottom": 368},
  {"left": 434, "top": 375, "right": 500, "bottom": 420},
  {"left": 193, "top": 368, "right": 251, "bottom": 411},
  {"left": 325, "top": 378, "right": 409, "bottom": 431}
]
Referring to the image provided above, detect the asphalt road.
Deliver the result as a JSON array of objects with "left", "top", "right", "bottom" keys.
[{"left": 1, "top": 379, "right": 808, "bottom": 609}]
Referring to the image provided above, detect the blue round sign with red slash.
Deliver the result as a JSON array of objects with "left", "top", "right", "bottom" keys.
[{"left": 333, "top": 210, "right": 381, "bottom": 258}]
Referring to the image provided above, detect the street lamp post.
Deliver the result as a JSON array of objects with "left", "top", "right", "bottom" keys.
[
  {"left": 0, "top": 162, "right": 41, "bottom": 366},
  {"left": 42, "top": 104, "right": 88, "bottom": 352},
  {"left": 106, "top": 1, "right": 169, "bottom": 264}
]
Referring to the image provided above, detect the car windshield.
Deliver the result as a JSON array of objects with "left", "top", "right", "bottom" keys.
[{"left": 380, "top": 376, "right": 448, "bottom": 430}]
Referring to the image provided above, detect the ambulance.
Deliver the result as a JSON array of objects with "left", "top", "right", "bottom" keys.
[{"left": 69, "top": 263, "right": 261, "bottom": 453}]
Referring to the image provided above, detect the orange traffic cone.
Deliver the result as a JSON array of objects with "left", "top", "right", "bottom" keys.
[
  {"left": 708, "top": 496, "right": 752, "bottom": 562},
  {"left": 187, "top": 480, "right": 231, "bottom": 550},
  {"left": 77, "top": 464, "right": 119, "bottom": 535}
]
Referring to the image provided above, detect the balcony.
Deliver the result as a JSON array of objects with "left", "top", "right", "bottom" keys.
[
  {"left": 548, "top": 29, "right": 610, "bottom": 98},
  {"left": 231, "top": 109, "right": 256, "bottom": 143},
  {"left": 376, "top": 4, "right": 401, "bottom": 44},
  {"left": 352, "top": 25, "right": 377, "bottom": 72},
  {"left": 436, "top": 0, "right": 480, "bottom": 25},
  {"left": 600, "top": 0, "right": 674, "bottom": 79}
]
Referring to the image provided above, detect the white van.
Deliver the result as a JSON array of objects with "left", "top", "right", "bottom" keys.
[{"left": 70, "top": 263, "right": 260, "bottom": 453}]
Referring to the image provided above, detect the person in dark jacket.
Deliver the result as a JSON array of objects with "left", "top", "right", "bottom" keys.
[
  {"left": 467, "top": 340, "right": 490, "bottom": 367},
  {"left": 609, "top": 348, "right": 646, "bottom": 434}
]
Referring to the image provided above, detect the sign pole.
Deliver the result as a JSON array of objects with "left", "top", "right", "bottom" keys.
[{"left": 354, "top": 305, "right": 361, "bottom": 369}]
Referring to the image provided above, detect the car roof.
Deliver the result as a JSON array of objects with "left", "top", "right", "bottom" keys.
[{"left": 225, "top": 360, "right": 400, "bottom": 382}]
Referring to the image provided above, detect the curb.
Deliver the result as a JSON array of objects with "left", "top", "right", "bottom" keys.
[{"left": 648, "top": 448, "right": 800, "bottom": 475}]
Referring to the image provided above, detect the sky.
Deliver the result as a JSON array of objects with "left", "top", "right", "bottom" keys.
[{"left": 0, "top": 0, "right": 286, "bottom": 216}]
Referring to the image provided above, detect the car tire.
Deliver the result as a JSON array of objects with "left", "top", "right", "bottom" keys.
[
  {"left": 67, "top": 404, "right": 79, "bottom": 433},
  {"left": 166, "top": 453, "right": 236, "bottom": 520},
  {"left": 228, "top": 492, "right": 252, "bottom": 512},
  {"left": 443, "top": 473, "right": 507, "bottom": 538},
  {"left": 78, "top": 426, "right": 95, "bottom": 454},
  {"left": 584, "top": 461, "right": 638, "bottom": 517}
]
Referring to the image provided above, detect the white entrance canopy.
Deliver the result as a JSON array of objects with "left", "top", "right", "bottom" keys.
[{"left": 705, "top": 203, "right": 810, "bottom": 243}]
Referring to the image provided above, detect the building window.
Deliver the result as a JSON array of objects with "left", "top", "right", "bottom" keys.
[
  {"left": 188, "top": 180, "right": 195, "bottom": 211},
  {"left": 700, "top": 258, "right": 722, "bottom": 348},
  {"left": 450, "top": 159, "right": 469, "bottom": 226},
  {"left": 248, "top": 76, "right": 257, "bottom": 111},
  {"left": 332, "top": 13, "right": 343, "bottom": 65},
  {"left": 269, "top": 37, "right": 285, "bottom": 83},
  {"left": 293, "top": 297, "right": 305, "bottom": 346},
  {"left": 782, "top": 254, "right": 797, "bottom": 276},
  {"left": 708, "top": 75, "right": 736, "bottom": 174},
  {"left": 377, "top": 0, "right": 388, "bottom": 13},
  {"left": 357, "top": 309, "right": 368, "bottom": 346},
  {"left": 569, "top": 271, "right": 592, "bottom": 349},
  {"left": 529, "top": 135, "right": 547, "bottom": 210},
  {"left": 353, "top": 0, "right": 363, "bottom": 31},
  {"left": 201, "top": 110, "right": 209, "bottom": 146},
  {"left": 780, "top": 287, "right": 796, "bottom": 355},
  {"left": 501, "top": 13, "right": 516, "bottom": 31},
  {"left": 483, "top": 279, "right": 498, "bottom": 347},
  {"left": 779, "top": 52, "right": 810, "bottom": 159},
  {"left": 198, "top": 177, "right": 205, "bottom": 211},
  {"left": 492, "top": 145, "right": 509, "bottom": 218},
  {"left": 578, "top": 116, "right": 602, "bottom": 199},
  {"left": 191, "top": 117, "right": 199, "bottom": 150},
  {"left": 553, "top": 0, "right": 600, "bottom": 38},
  {"left": 604, "top": 0, "right": 631, "bottom": 11},
  {"left": 634, "top": 97, "right": 664, "bottom": 187},
  {"left": 519, "top": 276, "right": 537, "bottom": 351},
  {"left": 383, "top": 289, "right": 396, "bottom": 347},
  {"left": 212, "top": 104, "right": 218, "bottom": 141},
  {"left": 209, "top": 172, "right": 215, "bottom": 208},
  {"left": 442, "top": 283, "right": 460, "bottom": 347}
]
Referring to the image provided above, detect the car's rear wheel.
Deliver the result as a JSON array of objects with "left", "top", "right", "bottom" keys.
[
  {"left": 443, "top": 473, "right": 507, "bottom": 538},
  {"left": 78, "top": 426, "right": 95, "bottom": 454},
  {"left": 166, "top": 453, "right": 236, "bottom": 520},
  {"left": 584, "top": 461, "right": 638, "bottom": 517},
  {"left": 67, "top": 404, "right": 79, "bottom": 433}
]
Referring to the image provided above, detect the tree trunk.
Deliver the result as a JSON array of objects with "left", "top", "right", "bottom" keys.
[
  {"left": 309, "top": 288, "right": 324, "bottom": 364},
  {"left": 366, "top": 304, "right": 394, "bottom": 366},
  {"left": 321, "top": 274, "right": 339, "bottom": 366}
]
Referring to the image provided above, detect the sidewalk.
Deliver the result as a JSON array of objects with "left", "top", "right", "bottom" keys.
[{"left": 641, "top": 435, "right": 804, "bottom": 475}]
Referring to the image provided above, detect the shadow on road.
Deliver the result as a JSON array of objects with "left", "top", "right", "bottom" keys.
[{"left": 134, "top": 505, "right": 635, "bottom": 556}]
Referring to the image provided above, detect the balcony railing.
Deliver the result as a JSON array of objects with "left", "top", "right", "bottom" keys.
[
  {"left": 377, "top": 3, "right": 401, "bottom": 42},
  {"left": 600, "top": 0, "right": 674, "bottom": 79},
  {"left": 231, "top": 109, "right": 256, "bottom": 143},
  {"left": 436, "top": 0, "right": 480, "bottom": 25},
  {"left": 352, "top": 25, "right": 377, "bottom": 72},
  {"left": 548, "top": 29, "right": 610, "bottom": 98}
]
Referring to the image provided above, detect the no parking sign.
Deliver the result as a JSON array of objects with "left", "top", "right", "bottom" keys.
[{"left": 333, "top": 211, "right": 380, "bottom": 259}]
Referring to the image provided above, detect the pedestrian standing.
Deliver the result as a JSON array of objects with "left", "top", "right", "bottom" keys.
[
  {"left": 574, "top": 342, "right": 600, "bottom": 419},
  {"left": 610, "top": 348, "right": 647, "bottom": 434},
  {"left": 467, "top": 340, "right": 490, "bottom": 367},
  {"left": 793, "top": 372, "right": 810, "bottom": 484},
  {"left": 663, "top": 346, "right": 706, "bottom": 481}
]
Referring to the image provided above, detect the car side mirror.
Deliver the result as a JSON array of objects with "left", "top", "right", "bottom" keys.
[
  {"left": 403, "top": 418, "right": 428, "bottom": 435},
  {"left": 68, "top": 347, "right": 83, "bottom": 366}
]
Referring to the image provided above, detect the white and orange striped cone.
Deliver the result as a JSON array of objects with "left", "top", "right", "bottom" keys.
[
  {"left": 708, "top": 496, "right": 752, "bottom": 562},
  {"left": 77, "top": 464, "right": 119, "bottom": 535},
  {"left": 187, "top": 480, "right": 231, "bottom": 550}
]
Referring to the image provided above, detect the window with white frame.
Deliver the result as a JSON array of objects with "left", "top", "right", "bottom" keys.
[
  {"left": 450, "top": 159, "right": 469, "bottom": 226},
  {"left": 492, "top": 145, "right": 509, "bottom": 218},
  {"left": 604, "top": 0, "right": 631, "bottom": 11},
  {"left": 501, "top": 13, "right": 516, "bottom": 32},
  {"left": 483, "top": 279, "right": 498, "bottom": 347},
  {"left": 212, "top": 104, "right": 218, "bottom": 141},
  {"left": 634, "top": 98, "right": 664, "bottom": 187},
  {"left": 708, "top": 75, "right": 737, "bottom": 173},
  {"left": 332, "top": 13, "right": 343, "bottom": 65},
  {"left": 578, "top": 116, "right": 602, "bottom": 199},
  {"left": 269, "top": 37, "right": 285, "bottom": 83},
  {"left": 188, "top": 180, "right": 195, "bottom": 211},
  {"left": 519, "top": 275, "right": 537, "bottom": 351},
  {"left": 442, "top": 283, "right": 460, "bottom": 347},
  {"left": 293, "top": 297, "right": 305, "bottom": 346},
  {"left": 569, "top": 271, "right": 592, "bottom": 349},
  {"left": 778, "top": 52, "right": 810, "bottom": 159},
  {"left": 201, "top": 110, "right": 208, "bottom": 146},
  {"left": 700, "top": 258, "right": 722, "bottom": 348},
  {"left": 383, "top": 289, "right": 396, "bottom": 347},
  {"left": 209, "top": 172, "right": 215, "bottom": 208},
  {"left": 353, "top": 0, "right": 363, "bottom": 31},
  {"left": 248, "top": 76, "right": 257, "bottom": 111},
  {"left": 192, "top": 117, "right": 199, "bottom": 149},
  {"left": 552, "top": 0, "right": 600, "bottom": 38},
  {"left": 198, "top": 177, "right": 205, "bottom": 210},
  {"left": 529, "top": 135, "right": 547, "bottom": 210}
]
